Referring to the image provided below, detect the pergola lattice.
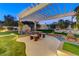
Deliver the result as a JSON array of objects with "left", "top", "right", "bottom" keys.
[{"left": 18, "top": 3, "right": 78, "bottom": 32}]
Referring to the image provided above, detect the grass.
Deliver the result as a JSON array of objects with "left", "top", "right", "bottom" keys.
[
  {"left": 74, "top": 34, "right": 79, "bottom": 38},
  {"left": 0, "top": 31, "right": 19, "bottom": 35},
  {"left": 52, "top": 31, "right": 67, "bottom": 36},
  {"left": 37, "top": 29, "right": 53, "bottom": 33},
  {"left": 0, "top": 35, "right": 17, "bottom": 40},
  {"left": 63, "top": 42, "right": 79, "bottom": 56},
  {"left": 37, "top": 29, "right": 79, "bottom": 37},
  {"left": 0, "top": 32, "right": 26, "bottom": 56},
  {"left": 37, "top": 29, "right": 67, "bottom": 36}
]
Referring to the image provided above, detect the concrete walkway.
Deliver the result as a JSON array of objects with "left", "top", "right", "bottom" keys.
[{"left": 17, "top": 35, "right": 61, "bottom": 56}]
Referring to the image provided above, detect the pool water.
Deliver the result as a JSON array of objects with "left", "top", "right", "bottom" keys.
[{"left": 55, "top": 36, "right": 65, "bottom": 41}]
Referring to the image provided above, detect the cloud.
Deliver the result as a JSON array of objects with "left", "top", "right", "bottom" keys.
[{"left": 39, "top": 16, "right": 76, "bottom": 24}]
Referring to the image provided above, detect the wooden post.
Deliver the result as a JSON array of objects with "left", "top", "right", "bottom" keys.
[
  {"left": 34, "top": 21, "right": 37, "bottom": 31},
  {"left": 18, "top": 17, "right": 23, "bottom": 34}
]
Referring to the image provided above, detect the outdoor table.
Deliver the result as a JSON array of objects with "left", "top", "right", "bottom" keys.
[
  {"left": 30, "top": 35, "right": 34, "bottom": 40},
  {"left": 30, "top": 31, "right": 46, "bottom": 41},
  {"left": 40, "top": 33, "right": 46, "bottom": 38},
  {"left": 36, "top": 32, "right": 46, "bottom": 38},
  {"left": 38, "top": 33, "right": 41, "bottom": 37},
  {"left": 36, "top": 32, "right": 45, "bottom": 38},
  {"left": 30, "top": 34, "right": 39, "bottom": 41},
  {"left": 32, "top": 31, "right": 42, "bottom": 37}
]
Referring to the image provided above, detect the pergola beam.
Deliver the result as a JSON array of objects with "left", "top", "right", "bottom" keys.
[
  {"left": 19, "top": 3, "right": 49, "bottom": 19},
  {"left": 47, "top": 12, "right": 76, "bottom": 20},
  {"left": 21, "top": 11, "right": 76, "bottom": 21}
]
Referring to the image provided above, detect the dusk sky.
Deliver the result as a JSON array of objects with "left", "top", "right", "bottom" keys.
[
  {"left": 0, "top": 3, "right": 32, "bottom": 21},
  {"left": 0, "top": 3, "right": 79, "bottom": 24}
]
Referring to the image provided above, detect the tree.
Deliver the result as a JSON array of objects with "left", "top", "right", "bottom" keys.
[
  {"left": 58, "top": 19, "right": 65, "bottom": 29},
  {"left": 4, "top": 15, "right": 15, "bottom": 26},
  {"left": 22, "top": 21, "right": 34, "bottom": 30},
  {"left": 0, "top": 20, "right": 4, "bottom": 31},
  {"left": 64, "top": 20, "right": 71, "bottom": 28},
  {"left": 50, "top": 22, "right": 57, "bottom": 29},
  {"left": 71, "top": 22, "right": 76, "bottom": 29},
  {"left": 74, "top": 6, "right": 79, "bottom": 29},
  {"left": 45, "top": 24, "right": 51, "bottom": 29},
  {"left": 36, "top": 23, "right": 41, "bottom": 30}
]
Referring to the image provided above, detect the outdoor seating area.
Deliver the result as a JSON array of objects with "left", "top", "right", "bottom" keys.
[
  {"left": 30, "top": 33, "right": 46, "bottom": 41},
  {"left": 1, "top": 3, "right": 79, "bottom": 56},
  {"left": 18, "top": 3, "right": 79, "bottom": 55}
]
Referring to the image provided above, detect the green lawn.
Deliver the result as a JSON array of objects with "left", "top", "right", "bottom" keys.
[
  {"left": 0, "top": 31, "right": 19, "bottom": 35},
  {"left": 74, "top": 34, "right": 79, "bottom": 38},
  {"left": 37, "top": 29, "right": 53, "bottom": 33},
  {"left": 37, "top": 29, "right": 79, "bottom": 37},
  {"left": 52, "top": 31, "right": 67, "bottom": 36},
  {"left": 0, "top": 32, "right": 26, "bottom": 56},
  {"left": 37, "top": 30, "right": 67, "bottom": 36},
  {"left": 63, "top": 42, "right": 79, "bottom": 56}
]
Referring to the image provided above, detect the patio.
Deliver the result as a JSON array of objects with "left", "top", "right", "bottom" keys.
[
  {"left": 18, "top": 3, "right": 79, "bottom": 56},
  {"left": 17, "top": 35, "right": 62, "bottom": 56}
]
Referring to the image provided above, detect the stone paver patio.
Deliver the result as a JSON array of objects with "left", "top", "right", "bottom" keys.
[
  {"left": 17, "top": 35, "right": 75, "bottom": 56},
  {"left": 17, "top": 35, "right": 61, "bottom": 56}
]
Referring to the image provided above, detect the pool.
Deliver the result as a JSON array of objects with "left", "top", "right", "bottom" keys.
[{"left": 55, "top": 35, "right": 65, "bottom": 41}]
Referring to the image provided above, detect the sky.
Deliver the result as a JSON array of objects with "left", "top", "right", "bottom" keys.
[
  {"left": 0, "top": 3, "right": 32, "bottom": 21},
  {"left": 0, "top": 3, "right": 79, "bottom": 24},
  {"left": 39, "top": 16, "right": 76, "bottom": 24}
]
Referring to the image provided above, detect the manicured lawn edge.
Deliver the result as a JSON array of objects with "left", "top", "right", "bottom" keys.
[
  {"left": 63, "top": 42, "right": 79, "bottom": 56},
  {"left": 0, "top": 31, "right": 26, "bottom": 56}
]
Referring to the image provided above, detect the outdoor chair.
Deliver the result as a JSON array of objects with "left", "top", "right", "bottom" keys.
[
  {"left": 30, "top": 36, "right": 33, "bottom": 40},
  {"left": 34, "top": 35, "right": 40, "bottom": 41},
  {"left": 42, "top": 34, "right": 45, "bottom": 38},
  {"left": 38, "top": 33, "right": 41, "bottom": 37}
]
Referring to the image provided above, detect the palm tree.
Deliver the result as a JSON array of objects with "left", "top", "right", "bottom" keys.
[{"left": 74, "top": 6, "right": 79, "bottom": 29}]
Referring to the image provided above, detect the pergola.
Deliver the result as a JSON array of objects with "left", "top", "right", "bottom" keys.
[{"left": 18, "top": 3, "right": 77, "bottom": 32}]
